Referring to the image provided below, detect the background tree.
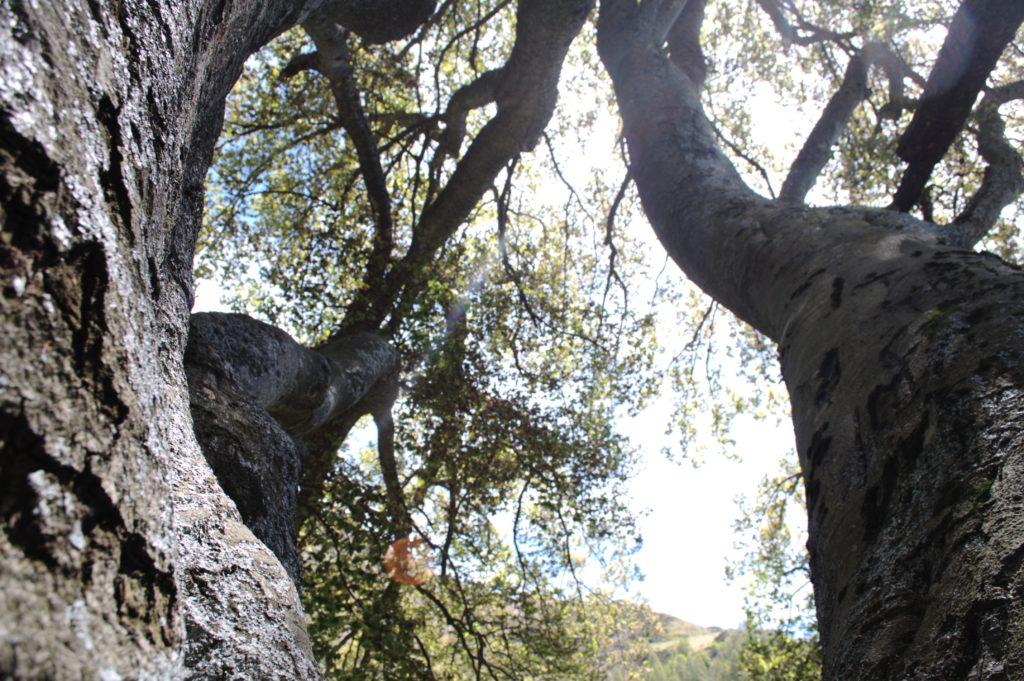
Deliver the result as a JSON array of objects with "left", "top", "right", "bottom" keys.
[
  {"left": 195, "top": 1, "right": 666, "bottom": 675},
  {"left": 729, "top": 459, "right": 821, "bottom": 681}
]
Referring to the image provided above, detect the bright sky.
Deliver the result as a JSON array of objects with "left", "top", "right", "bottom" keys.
[
  {"left": 623, "top": 385, "right": 796, "bottom": 627},
  {"left": 622, "top": 85, "right": 806, "bottom": 628}
]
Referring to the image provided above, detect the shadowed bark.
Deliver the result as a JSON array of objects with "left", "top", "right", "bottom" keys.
[{"left": 599, "top": 0, "right": 1024, "bottom": 677}]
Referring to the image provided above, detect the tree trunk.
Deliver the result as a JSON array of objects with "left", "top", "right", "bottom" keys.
[
  {"left": 0, "top": 0, "right": 326, "bottom": 676},
  {"left": 599, "top": 2, "right": 1024, "bottom": 678}
]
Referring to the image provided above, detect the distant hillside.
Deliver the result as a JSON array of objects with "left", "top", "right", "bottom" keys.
[{"left": 609, "top": 612, "right": 746, "bottom": 681}]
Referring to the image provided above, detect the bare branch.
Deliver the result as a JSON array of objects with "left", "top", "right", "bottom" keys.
[
  {"left": 710, "top": 119, "right": 777, "bottom": 198},
  {"left": 893, "top": 0, "right": 1024, "bottom": 212},
  {"left": 600, "top": 170, "right": 631, "bottom": 315},
  {"left": 754, "top": 0, "right": 855, "bottom": 48},
  {"left": 496, "top": 158, "right": 542, "bottom": 327}
]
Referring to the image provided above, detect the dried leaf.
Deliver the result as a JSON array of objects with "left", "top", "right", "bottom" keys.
[{"left": 384, "top": 536, "right": 434, "bottom": 586}]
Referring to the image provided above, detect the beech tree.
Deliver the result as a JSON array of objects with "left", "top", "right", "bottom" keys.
[{"left": 3, "top": 1, "right": 1024, "bottom": 680}]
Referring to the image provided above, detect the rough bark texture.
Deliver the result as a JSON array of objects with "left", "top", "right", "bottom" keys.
[
  {"left": 599, "top": 1, "right": 1024, "bottom": 677},
  {"left": 0, "top": 0, "right": 347, "bottom": 677}
]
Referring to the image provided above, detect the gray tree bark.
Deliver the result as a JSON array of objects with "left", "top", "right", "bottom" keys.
[
  {"left": 0, "top": 0, "right": 431, "bottom": 677},
  {"left": 599, "top": 1, "right": 1024, "bottom": 678}
]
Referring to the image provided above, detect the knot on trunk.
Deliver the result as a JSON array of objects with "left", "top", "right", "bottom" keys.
[{"left": 184, "top": 312, "right": 399, "bottom": 584}]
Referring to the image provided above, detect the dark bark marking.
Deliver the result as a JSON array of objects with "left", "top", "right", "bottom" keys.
[
  {"left": 0, "top": 113, "right": 62, "bottom": 259},
  {"left": 0, "top": 411, "right": 57, "bottom": 567},
  {"left": 861, "top": 456, "right": 898, "bottom": 541},
  {"left": 860, "top": 409, "right": 929, "bottom": 545},
  {"left": 44, "top": 243, "right": 128, "bottom": 425},
  {"left": 97, "top": 96, "right": 135, "bottom": 246},
  {"left": 1, "top": 114, "right": 127, "bottom": 425},
  {"left": 807, "top": 426, "right": 833, "bottom": 469},
  {"left": 966, "top": 305, "right": 992, "bottom": 326},
  {"left": 950, "top": 597, "right": 1011, "bottom": 681},
  {"left": 815, "top": 348, "right": 841, "bottom": 406},
  {"left": 898, "top": 410, "right": 929, "bottom": 468},
  {"left": 806, "top": 479, "right": 824, "bottom": 522},
  {"left": 788, "top": 266, "right": 826, "bottom": 300},
  {"left": 0, "top": 411, "right": 176, "bottom": 645},
  {"left": 115, "top": 534, "right": 178, "bottom": 647},
  {"left": 867, "top": 373, "right": 901, "bottom": 430},
  {"left": 830, "top": 276, "right": 844, "bottom": 309},
  {"left": 853, "top": 268, "right": 898, "bottom": 291}
]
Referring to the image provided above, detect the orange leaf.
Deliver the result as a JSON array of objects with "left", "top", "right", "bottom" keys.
[{"left": 384, "top": 536, "right": 434, "bottom": 586}]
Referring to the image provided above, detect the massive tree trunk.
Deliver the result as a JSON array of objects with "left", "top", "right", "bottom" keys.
[
  {"left": 599, "top": 1, "right": 1024, "bottom": 678},
  {"left": 0, "top": 0, "right": 379, "bottom": 676}
]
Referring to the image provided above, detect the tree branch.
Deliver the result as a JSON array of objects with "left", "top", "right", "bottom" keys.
[
  {"left": 950, "top": 80, "right": 1024, "bottom": 247},
  {"left": 754, "top": 0, "right": 855, "bottom": 48},
  {"left": 279, "top": 51, "right": 319, "bottom": 80},
  {"left": 780, "top": 42, "right": 915, "bottom": 204},
  {"left": 666, "top": 0, "right": 707, "bottom": 88},
  {"left": 338, "top": 0, "right": 595, "bottom": 334},
  {"left": 319, "top": 0, "right": 437, "bottom": 44},
  {"left": 437, "top": 68, "right": 504, "bottom": 158},
  {"left": 303, "top": 21, "right": 395, "bottom": 310},
  {"left": 893, "top": 0, "right": 1024, "bottom": 211}
]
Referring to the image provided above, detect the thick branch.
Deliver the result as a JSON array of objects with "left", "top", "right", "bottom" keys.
[
  {"left": 188, "top": 313, "right": 396, "bottom": 437},
  {"left": 780, "top": 43, "right": 915, "bottom": 204},
  {"left": 666, "top": 0, "right": 707, "bottom": 88},
  {"left": 599, "top": 0, "right": 781, "bottom": 330},
  {"left": 319, "top": 0, "right": 437, "bottom": 44},
  {"left": 437, "top": 68, "right": 505, "bottom": 157},
  {"left": 303, "top": 21, "right": 394, "bottom": 303},
  {"left": 338, "top": 0, "right": 594, "bottom": 334},
  {"left": 951, "top": 81, "right": 1024, "bottom": 247},
  {"left": 893, "top": 0, "right": 1024, "bottom": 211}
]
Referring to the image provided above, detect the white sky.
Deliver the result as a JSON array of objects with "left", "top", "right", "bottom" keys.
[{"left": 622, "top": 386, "right": 796, "bottom": 627}]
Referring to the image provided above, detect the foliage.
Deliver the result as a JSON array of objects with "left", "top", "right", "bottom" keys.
[{"left": 728, "top": 458, "right": 821, "bottom": 681}]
